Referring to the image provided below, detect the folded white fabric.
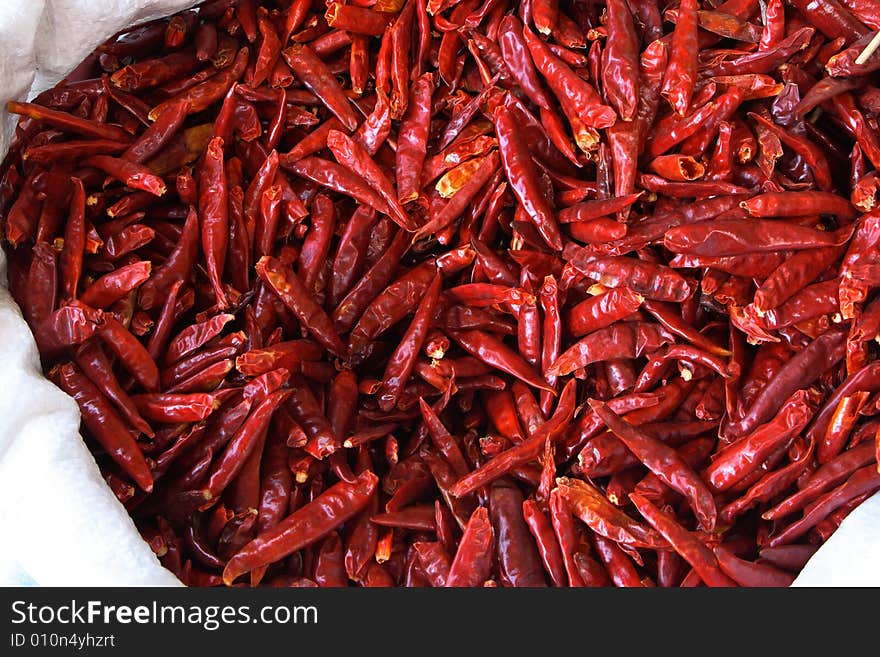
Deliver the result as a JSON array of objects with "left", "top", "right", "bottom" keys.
[{"left": 0, "top": 0, "right": 876, "bottom": 588}]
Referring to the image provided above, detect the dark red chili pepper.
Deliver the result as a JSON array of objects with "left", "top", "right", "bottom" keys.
[
  {"left": 224, "top": 471, "right": 377, "bottom": 584},
  {"left": 256, "top": 255, "right": 347, "bottom": 357},
  {"left": 327, "top": 129, "right": 414, "bottom": 231},
  {"left": 198, "top": 137, "right": 229, "bottom": 307},
  {"left": 51, "top": 362, "right": 153, "bottom": 492},
  {"left": 706, "top": 390, "right": 819, "bottom": 491},
  {"left": 713, "top": 545, "right": 794, "bottom": 587},
  {"left": 629, "top": 493, "right": 734, "bottom": 587}
]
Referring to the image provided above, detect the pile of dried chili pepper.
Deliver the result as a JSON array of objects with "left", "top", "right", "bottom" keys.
[{"left": 2, "top": 0, "right": 880, "bottom": 587}]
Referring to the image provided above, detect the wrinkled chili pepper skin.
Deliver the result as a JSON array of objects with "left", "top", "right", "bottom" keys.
[
  {"left": 6, "top": 0, "right": 880, "bottom": 589},
  {"left": 630, "top": 493, "right": 735, "bottom": 588},
  {"left": 256, "top": 256, "right": 346, "bottom": 357},
  {"left": 199, "top": 137, "right": 229, "bottom": 308},
  {"left": 223, "top": 472, "right": 377, "bottom": 584},
  {"left": 522, "top": 499, "right": 567, "bottom": 587},
  {"left": 662, "top": 0, "right": 699, "bottom": 116},
  {"left": 495, "top": 104, "right": 562, "bottom": 251},
  {"left": 589, "top": 400, "right": 717, "bottom": 530},
  {"left": 603, "top": 0, "right": 640, "bottom": 122},
  {"left": 378, "top": 273, "right": 442, "bottom": 411},
  {"left": 396, "top": 73, "right": 433, "bottom": 205},
  {"left": 282, "top": 44, "right": 358, "bottom": 131},
  {"left": 498, "top": 15, "right": 551, "bottom": 111},
  {"left": 446, "top": 506, "right": 495, "bottom": 587},
  {"left": 706, "top": 390, "right": 818, "bottom": 491}
]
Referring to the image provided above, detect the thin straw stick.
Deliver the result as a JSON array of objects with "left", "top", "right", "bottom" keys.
[{"left": 855, "top": 30, "right": 880, "bottom": 66}]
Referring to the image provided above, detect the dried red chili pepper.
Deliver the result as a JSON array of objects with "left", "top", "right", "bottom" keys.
[
  {"left": 223, "top": 471, "right": 378, "bottom": 584},
  {"left": 661, "top": 0, "right": 699, "bottom": 116},
  {"left": 50, "top": 362, "right": 153, "bottom": 492},
  {"left": 589, "top": 399, "right": 718, "bottom": 530}
]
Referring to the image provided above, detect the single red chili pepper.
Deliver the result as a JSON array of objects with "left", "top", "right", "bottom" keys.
[
  {"left": 413, "top": 541, "right": 452, "bottom": 587},
  {"left": 522, "top": 25, "right": 615, "bottom": 134},
  {"left": 327, "top": 129, "right": 414, "bottom": 231},
  {"left": 98, "top": 314, "right": 160, "bottom": 391},
  {"left": 202, "top": 390, "right": 292, "bottom": 503},
  {"left": 74, "top": 340, "right": 153, "bottom": 437},
  {"left": 449, "top": 329, "right": 553, "bottom": 395},
  {"left": 285, "top": 156, "right": 391, "bottom": 216},
  {"left": 282, "top": 44, "right": 358, "bottom": 131},
  {"left": 603, "top": 0, "right": 640, "bottom": 121},
  {"left": 555, "top": 477, "right": 667, "bottom": 550},
  {"left": 567, "top": 288, "right": 644, "bottom": 338},
  {"left": 23, "top": 139, "right": 128, "bottom": 165},
  {"left": 487, "top": 479, "right": 546, "bottom": 587},
  {"left": 665, "top": 218, "right": 849, "bottom": 257},
  {"left": 59, "top": 177, "right": 86, "bottom": 299},
  {"left": 567, "top": 250, "right": 693, "bottom": 303},
  {"left": 521, "top": 499, "right": 566, "bottom": 587},
  {"left": 7, "top": 100, "right": 132, "bottom": 142},
  {"left": 394, "top": 73, "right": 434, "bottom": 205},
  {"left": 660, "top": 0, "right": 699, "bottom": 116},
  {"left": 198, "top": 137, "right": 229, "bottom": 307},
  {"left": 132, "top": 393, "right": 219, "bottom": 423},
  {"left": 589, "top": 399, "right": 718, "bottom": 530},
  {"left": 122, "top": 98, "right": 188, "bottom": 164},
  {"left": 223, "top": 471, "right": 377, "bottom": 584},
  {"left": 377, "top": 273, "right": 442, "bottom": 411},
  {"left": 629, "top": 493, "right": 735, "bottom": 587},
  {"left": 592, "top": 533, "right": 643, "bottom": 588},
  {"left": 495, "top": 105, "right": 563, "bottom": 251},
  {"left": 546, "top": 490, "right": 585, "bottom": 587},
  {"left": 313, "top": 533, "right": 347, "bottom": 587},
  {"left": 497, "top": 14, "right": 550, "bottom": 110},
  {"left": 165, "top": 314, "right": 234, "bottom": 366},
  {"left": 762, "top": 279, "right": 840, "bottom": 330},
  {"left": 137, "top": 206, "right": 199, "bottom": 310},
  {"left": 706, "top": 389, "right": 819, "bottom": 491},
  {"left": 790, "top": 0, "right": 869, "bottom": 41},
  {"left": 730, "top": 327, "right": 847, "bottom": 439},
  {"left": 445, "top": 506, "right": 494, "bottom": 587},
  {"left": 110, "top": 49, "right": 200, "bottom": 91},
  {"left": 256, "top": 255, "right": 347, "bottom": 357},
  {"left": 547, "top": 322, "right": 676, "bottom": 378},
  {"left": 254, "top": 185, "right": 281, "bottom": 259},
  {"left": 713, "top": 545, "right": 794, "bottom": 587}
]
